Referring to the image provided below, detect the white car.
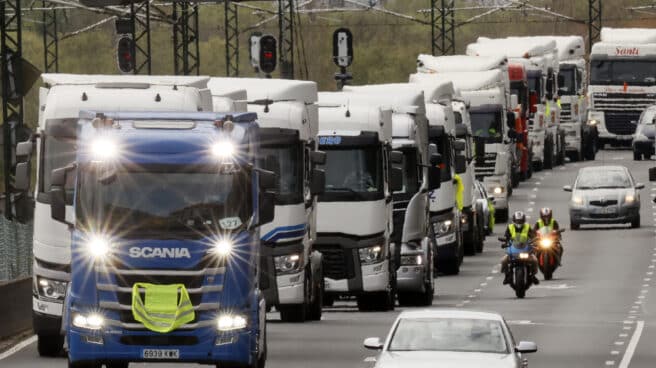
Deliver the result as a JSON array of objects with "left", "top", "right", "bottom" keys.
[{"left": 364, "top": 309, "right": 537, "bottom": 368}]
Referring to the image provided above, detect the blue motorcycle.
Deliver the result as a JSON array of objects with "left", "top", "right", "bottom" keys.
[{"left": 499, "top": 237, "right": 536, "bottom": 298}]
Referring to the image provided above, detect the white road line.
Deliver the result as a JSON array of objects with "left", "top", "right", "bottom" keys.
[
  {"left": 620, "top": 333, "right": 629, "bottom": 338},
  {"left": 606, "top": 361, "right": 616, "bottom": 365},
  {"left": 0, "top": 335, "right": 37, "bottom": 360},
  {"left": 615, "top": 341, "right": 625, "bottom": 346},
  {"left": 486, "top": 276, "right": 494, "bottom": 280},
  {"left": 532, "top": 187, "right": 539, "bottom": 191},
  {"left": 363, "top": 356, "right": 376, "bottom": 362},
  {"left": 618, "top": 321, "right": 645, "bottom": 368},
  {"left": 611, "top": 351, "right": 620, "bottom": 355}
]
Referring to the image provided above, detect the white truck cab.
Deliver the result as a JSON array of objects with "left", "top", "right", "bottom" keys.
[
  {"left": 588, "top": 28, "right": 656, "bottom": 147},
  {"left": 30, "top": 74, "right": 212, "bottom": 356},
  {"left": 207, "top": 77, "right": 325, "bottom": 322},
  {"left": 315, "top": 94, "right": 400, "bottom": 311}
]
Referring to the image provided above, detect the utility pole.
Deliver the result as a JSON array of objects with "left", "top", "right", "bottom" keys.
[
  {"left": 42, "top": 0, "right": 58, "bottom": 72},
  {"left": 224, "top": 0, "right": 239, "bottom": 77},
  {"left": 173, "top": 0, "right": 200, "bottom": 75},
  {"left": 431, "top": 0, "right": 455, "bottom": 56},
  {"left": 1, "top": 0, "right": 23, "bottom": 219},
  {"left": 588, "top": 0, "right": 602, "bottom": 53},
  {"left": 278, "top": 0, "right": 294, "bottom": 79},
  {"left": 130, "top": 1, "right": 152, "bottom": 74}
]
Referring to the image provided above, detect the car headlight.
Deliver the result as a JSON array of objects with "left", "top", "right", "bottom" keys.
[
  {"left": 625, "top": 193, "right": 636, "bottom": 203},
  {"left": 217, "top": 313, "right": 248, "bottom": 331},
  {"left": 86, "top": 235, "right": 112, "bottom": 259},
  {"left": 572, "top": 195, "right": 584, "bottom": 205},
  {"left": 72, "top": 313, "right": 104, "bottom": 331},
  {"left": 400, "top": 255, "right": 423, "bottom": 266},
  {"left": 274, "top": 254, "right": 303, "bottom": 274},
  {"left": 358, "top": 245, "right": 385, "bottom": 265},
  {"left": 433, "top": 219, "right": 454, "bottom": 235},
  {"left": 36, "top": 277, "right": 67, "bottom": 301}
]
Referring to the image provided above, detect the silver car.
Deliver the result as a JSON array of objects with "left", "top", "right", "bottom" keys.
[
  {"left": 363, "top": 309, "right": 537, "bottom": 368},
  {"left": 564, "top": 165, "right": 644, "bottom": 229}
]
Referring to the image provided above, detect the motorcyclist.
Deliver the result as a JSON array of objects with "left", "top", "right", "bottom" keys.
[
  {"left": 501, "top": 211, "right": 539, "bottom": 285},
  {"left": 534, "top": 207, "right": 563, "bottom": 262}
]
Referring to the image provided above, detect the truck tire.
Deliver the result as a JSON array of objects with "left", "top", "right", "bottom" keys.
[
  {"left": 307, "top": 278, "right": 323, "bottom": 321},
  {"left": 584, "top": 137, "right": 597, "bottom": 160},
  {"left": 68, "top": 360, "right": 100, "bottom": 368},
  {"left": 543, "top": 139, "right": 553, "bottom": 169},
  {"left": 37, "top": 334, "right": 64, "bottom": 357},
  {"left": 279, "top": 304, "right": 306, "bottom": 322},
  {"left": 463, "top": 229, "right": 476, "bottom": 256},
  {"left": 634, "top": 150, "right": 642, "bottom": 161},
  {"left": 439, "top": 261, "right": 460, "bottom": 275},
  {"left": 475, "top": 212, "right": 485, "bottom": 253},
  {"left": 495, "top": 208, "right": 508, "bottom": 223},
  {"left": 357, "top": 291, "right": 393, "bottom": 312}
]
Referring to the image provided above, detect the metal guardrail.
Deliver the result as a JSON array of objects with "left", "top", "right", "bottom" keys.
[{"left": 0, "top": 216, "right": 33, "bottom": 282}]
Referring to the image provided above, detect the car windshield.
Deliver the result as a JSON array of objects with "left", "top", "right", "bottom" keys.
[
  {"left": 558, "top": 68, "right": 576, "bottom": 96},
  {"left": 388, "top": 318, "right": 508, "bottom": 354},
  {"left": 590, "top": 59, "right": 656, "bottom": 85},
  {"left": 76, "top": 164, "right": 252, "bottom": 238},
  {"left": 258, "top": 144, "right": 303, "bottom": 204},
  {"left": 470, "top": 111, "right": 503, "bottom": 143},
  {"left": 318, "top": 145, "right": 383, "bottom": 200},
  {"left": 576, "top": 170, "right": 632, "bottom": 189},
  {"left": 393, "top": 148, "right": 419, "bottom": 196}
]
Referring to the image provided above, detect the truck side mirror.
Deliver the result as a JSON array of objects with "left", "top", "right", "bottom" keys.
[
  {"left": 390, "top": 167, "right": 403, "bottom": 192},
  {"left": 259, "top": 191, "right": 275, "bottom": 225},
  {"left": 311, "top": 150, "right": 326, "bottom": 165},
  {"left": 16, "top": 141, "right": 34, "bottom": 163},
  {"left": 13, "top": 193, "right": 35, "bottom": 224},
  {"left": 529, "top": 91, "right": 538, "bottom": 113},
  {"left": 310, "top": 168, "right": 325, "bottom": 196},
  {"left": 649, "top": 167, "right": 656, "bottom": 182},
  {"left": 15, "top": 161, "right": 31, "bottom": 192},
  {"left": 427, "top": 166, "right": 441, "bottom": 191},
  {"left": 50, "top": 167, "right": 71, "bottom": 224},
  {"left": 429, "top": 152, "right": 443, "bottom": 166},
  {"left": 507, "top": 129, "right": 518, "bottom": 140},
  {"left": 506, "top": 112, "right": 516, "bottom": 128},
  {"left": 455, "top": 125, "right": 467, "bottom": 138},
  {"left": 390, "top": 150, "right": 403, "bottom": 165},
  {"left": 453, "top": 140, "right": 465, "bottom": 152},
  {"left": 455, "top": 155, "right": 467, "bottom": 174}
]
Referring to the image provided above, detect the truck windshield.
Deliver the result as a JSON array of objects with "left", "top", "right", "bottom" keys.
[
  {"left": 318, "top": 146, "right": 384, "bottom": 202},
  {"left": 393, "top": 147, "right": 419, "bottom": 198},
  {"left": 76, "top": 165, "right": 252, "bottom": 238},
  {"left": 590, "top": 59, "right": 656, "bottom": 85},
  {"left": 470, "top": 111, "right": 503, "bottom": 143},
  {"left": 558, "top": 68, "right": 576, "bottom": 95},
  {"left": 527, "top": 75, "right": 543, "bottom": 99},
  {"left": 428, "top": 133, "right": 453, "bottom": 182},
  {"left": 510, "top": 81, "right": 529, "bottom": 117},
  {"left": 258, "top": 144, "right": 303, "bottom": 205}
]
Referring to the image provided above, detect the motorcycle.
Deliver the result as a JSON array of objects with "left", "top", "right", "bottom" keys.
[
  {"left": 535, "top": 228, "right": 565, "bottom": 281},
  {"left": 499, "top": 237, "right": 536, "bottom": 298}
]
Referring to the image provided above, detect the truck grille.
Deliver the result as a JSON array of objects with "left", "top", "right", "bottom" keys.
[
  {"left": 592, "top": 92, "right": 656, "bottom": 135},
  {"left": 317, "top": 245, "right": 353, "bottom": 280},
  {"left": 560, "top": 103, "right": 572, "bottom": 121},
  {"left": 604, "top": 112, "right": 640, "bottom": 135},
  {"left": 474, "top": 152, "right": 497, "bottom": 180}
]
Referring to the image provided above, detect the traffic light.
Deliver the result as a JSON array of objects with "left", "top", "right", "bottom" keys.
[
  {"left": 117, "top": 36, "right": 135, "bottom": 74},
  {"left": 258, "top": 35, "right": 277, "bottom": 75}
]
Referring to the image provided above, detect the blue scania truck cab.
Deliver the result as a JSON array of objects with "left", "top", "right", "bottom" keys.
[{"left": 47, "top": 111, "right": 274, "bottom": 368}]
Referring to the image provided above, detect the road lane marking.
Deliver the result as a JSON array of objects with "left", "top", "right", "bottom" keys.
[
  {"left": 615, "top": 341, "right": 625, "bottom": 346},
  {"left": 363, "top": 356, "right": 376, "bottom": 362},
  {"left": 0, "top": 335, "right": 37, "bottom": 360},
  {"left": 605, "top": 361, "right": 615, "bottom": 365},
  {"left": 618, "top": 321, "right": 645, "bottom": 368},
  {"left": 611, "top": 351, "right": 620, "bottom": 355}
]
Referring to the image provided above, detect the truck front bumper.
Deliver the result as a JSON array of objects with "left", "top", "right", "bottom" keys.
[{"left": 260, "top": 242, "right": 306, "bottom": 306}]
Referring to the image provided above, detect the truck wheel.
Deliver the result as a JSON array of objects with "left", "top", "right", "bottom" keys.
[
  {"left": 37, "top": 334, "right": 64, "bottom": 357},
  {"left": 279, "top": 304, "right": 306, "bottom": 322},
  {"left": 475, "top": 214, "right": 485, "bottom": 253},
  {"left": 570, "top": 221, "right": 580, "bottom": 230},
  {"left": 634, "top": 150, "right": 642, "bottom": 161},
  {"left": 463, "top": 229, "right": 476, "bottom": 256},
  {"left": 495, "top": 209, "right": 508, "bottom": 223},
  {"left": 356, "top": 292, "right": 391, "bottom": 312},
  {"left": 543, "top": 141, "right": 553, "bottom": 169},
  {"left": 68, "top": 360, "right": 100, "bottom": 368},
  {"left": 584, "top": 139, "right": 597, "bottom": 160},
  {"left": 631, "top": 215, "right": 641, "bottom": 229},
  {"left": 307, "top": 278, "right": 323, "bottom": 321}
]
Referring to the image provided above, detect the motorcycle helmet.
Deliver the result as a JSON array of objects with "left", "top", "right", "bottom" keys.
[
  {"left": 540, "top": 207, "right": 552, "bottom": 223},
  {"left": 512, "top": 211, "right": 526, "bottom": 230}
]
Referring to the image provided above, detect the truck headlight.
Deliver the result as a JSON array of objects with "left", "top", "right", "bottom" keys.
[
  {"left": 358, "top": 245, "right": 384, "bottom": 265},
  {"left": 493, "top": 186, "right": 504, "bottom": 195},
  {"left": 401, "top": 255, "right": 423, "bottom": 266},
  {"left": 36, "top": 277, "right": 67, "bottom": 301},
  {"left": 72, "top": 313, "right": 104, "bottom": 330},
  {"left": 587, "top": 119, "right": 598, "bottom": 126},
  {"left": 90, "top": 138, "right": 119, "bottom": 161},
  {"left": 274, "top": 254, "right": 303, "bottom": 274},
  {"left": 433, "top": 219, "right": 453, "bottom": 235},
  {"left": 86, "top": 235, "right": 112, "bottom": 258},
  {"left": 217, "top": 314, "right": 247, "bottom": 331},
  {"left": 211, "top": 141, "right": 235, "bottom": 159},
  {"left": 213, "top": 239, "right": 233, "bottom": 257}
]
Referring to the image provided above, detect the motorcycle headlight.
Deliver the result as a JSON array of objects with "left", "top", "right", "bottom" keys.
[
  {"left": 519, "top": 253, "right": 530, "bottom": 260},
  {"left": 433, "top": 219, "right": 454, "bottom": 235},
  {"left": 36, "top": 277, "right": 67, "bottom": 301},
  {"left": 274, "top": 254, "right": 303, "bottom": 275},
  {"left": 539, "top": 238, "right": 553, "bottom": 248},
  {"left": 217, "top": 313, "right": 248, "bottom": 331},
  {"left": 400, "top": 255, "right": 423, "bottom": 266},
  {"left": 358, "top": 245, "right": 385, "bottom": 265}
]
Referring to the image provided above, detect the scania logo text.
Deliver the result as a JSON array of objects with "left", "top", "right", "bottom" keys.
[{"left": 128, "top": 247, "right": 191, "bottom": 259}]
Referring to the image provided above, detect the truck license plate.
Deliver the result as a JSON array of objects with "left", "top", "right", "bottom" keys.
[{"left": 142, "top": 349, "right": 180, "bottom": 360}]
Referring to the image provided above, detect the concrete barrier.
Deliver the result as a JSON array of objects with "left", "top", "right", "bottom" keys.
[{"left": 0, "top": 277, "right": 32, "bottom": 340}]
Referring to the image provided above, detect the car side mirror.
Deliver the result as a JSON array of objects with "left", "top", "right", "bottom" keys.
[
  {"left": 14, "top": 161, "right": 32, "bottom": 192},
  {"left": 455, "top": 155, "right": 467, "bottom": 174},
  {"left": 363, "top": 337, "right": 383, "bottom": 350},
  {"left": 311, "top": 150, "right": 326, "bottom": 165},
  {"left": 259, "top": 191, "right": 275, "bottom": 225},
  {"left": 310, "top": 168, "right": 325, "bottom": 196},
  {"left": 453, "top": 140, "right": 465, "bottom": 152},
  {"left": 430, "top": 153, "right": 443, "bottom": 166},
  {"left": 16, "top": 141, "right": 34, "bottom": 163},
  {"left": 390, "top": 150, "right": 403, "bottom": 165},
  {"left": 390, "top": 167, "right": 403, "bottom": 192},
  {"left": 650, "top": 167, "right": 656, "bottom": 182},
  {"left": 563, "top": 185, "right": 572, "bottom": 192},
  {"left": 635, "top": 183, "right": 645, "bottom": 190},
  {"left": 515, "top": 341, "right": 538, "bottom": 354},
  {"left": 428, "top": 166, "right": 441, "bottom": 191}
]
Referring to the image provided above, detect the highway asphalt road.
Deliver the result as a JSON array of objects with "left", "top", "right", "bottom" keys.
[{"left": 1, "top": 150, "right": 655, "bottom": 368}]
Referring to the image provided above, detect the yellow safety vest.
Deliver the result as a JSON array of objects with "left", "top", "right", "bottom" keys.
[
  {"left": 454, "top": 174, "right": 464, "bottom": 211},
  {"left": 488, "top": 201, "right": 495, "bottom": 229},
  {"left": 537, "top": 218, "right": 555, "bottom": 231},
  {"left": 508, "top": 223, "right": 531, "bottom": 243},
  {"left": 557, "top": 98, "right": 562, "bottom": 109},
  {"left": 132, "top": 283, "right": 195, "bottom": 333},
  {"left": 545, "top": 101, "right": 551, "bottom": 117}
]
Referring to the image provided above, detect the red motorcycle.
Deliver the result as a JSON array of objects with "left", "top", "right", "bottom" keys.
[{"left": 535, "top": 228, "right": 565, "bottom": 280}]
